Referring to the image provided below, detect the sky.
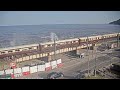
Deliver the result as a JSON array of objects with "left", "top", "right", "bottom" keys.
[{"left": 0, "top": 11, "right": 120, "bottom": 26}]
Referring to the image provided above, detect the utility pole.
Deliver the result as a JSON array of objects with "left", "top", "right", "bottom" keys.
[
  {"left": 102, "top": 35, "right": 104, "bottom": 44},
  {"left": 92, "top": 43, "right": 94, "bottom": 59},
  {"left": 51, "top": 32, "right": 58, "bottom": 61},
  {"left": 94, "top": 46, "right": 97, "bottom": 77},
  {"left": 87, "top": 36, "right": 90, "bottom": 76},
  {"left": 54, "top": 34, "right": 56, "bottom": 61}
]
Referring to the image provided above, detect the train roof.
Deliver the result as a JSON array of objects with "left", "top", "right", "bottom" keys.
[
  {"left": 57, "top": 38, "right": 79, "bottom": 42},
  {"left": 0, "top": 44, "right": 39, "bottom": 51},
  {"left": 40, "top": 38, "right": 79, "bottom": 45},
  {"left": 79, "top": 33, "right": 119, "bottom": 39}
]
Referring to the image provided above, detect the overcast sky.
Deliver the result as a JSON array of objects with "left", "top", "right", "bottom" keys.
[{"left": 0, "top": 11, "right": 120, "bottom": 26}]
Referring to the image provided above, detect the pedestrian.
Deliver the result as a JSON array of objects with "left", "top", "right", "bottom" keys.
[
  {"left": 81, "top": 53, "right": 85, "bottom": 58},
  {"left": 79, "top": 53, "right": 81, "bottom": 58},
  {"left": 82, "top": 53, "right": 85, "bottom": 58},
  {"left": 81, "top": 53, "right": 83, "bottom": 58}
]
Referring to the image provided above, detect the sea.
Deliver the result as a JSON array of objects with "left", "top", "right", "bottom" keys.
[{"left": 0, "top": 24, "right": 120, "bottom": 48}]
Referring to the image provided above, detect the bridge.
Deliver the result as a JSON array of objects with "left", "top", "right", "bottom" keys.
[{"left": 0, "top": 33, "right": 119, "bottom": 63}]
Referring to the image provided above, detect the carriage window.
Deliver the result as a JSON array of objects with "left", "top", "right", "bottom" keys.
[
  {"left": 8, "top": 51, "right": 13, "bottom": 53},
  {"left": 28, "top": 47, "right": 32, "bottom": 49},
  {"left": 66, "top": 42, "right": 69, "bottom": 44},
  {"left": 47, "top": 44, "right": 51, "bottom": 47},
  {"left": 42, "top": 45, "right": 44, "bottom": 48},
  {"left": 1, "top": 52, "right": 5, "bottom": 54},
  {"left": 22, "top": 48, "right": 29, "bottom": 51},
  {"left": 15, "top": 49, "right": 20, "bottom": 51},
  {"left": 80, "top": 39, "right": 82, "bottom": 42},
  {"left": 47, "top": 45, "right": 49, "bottom": 47}
]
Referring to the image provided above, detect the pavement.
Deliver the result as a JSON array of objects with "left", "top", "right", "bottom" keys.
[{"left": 16, "top": 48, "right": 120, "bottom": 79}]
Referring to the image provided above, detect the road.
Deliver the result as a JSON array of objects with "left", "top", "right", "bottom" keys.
[{"left": 17, "top": 48, "right": 120, "bottom": 79}]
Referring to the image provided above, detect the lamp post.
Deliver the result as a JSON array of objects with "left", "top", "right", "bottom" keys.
[
  {"left": 51, "top": 32, "right": 58, "bottom": 61},
  {"left": 87, "top": 36, "right": 90, "bottom": 76},
  {"left": 54, "top": 34, "right": 56, "bottom": 61},
  {"left": 94, "top": 45, "right": 97, "bottom": 77}
]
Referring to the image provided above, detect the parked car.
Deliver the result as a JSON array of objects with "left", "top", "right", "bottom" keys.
[
  {"left": 74, "top": 72, "right": 85, "bottom": 79},
  {"left": 47, "top": 72, "right": 64, "bottom": 79}
]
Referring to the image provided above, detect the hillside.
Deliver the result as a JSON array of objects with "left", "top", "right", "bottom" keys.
[{"left": 109, "top": 19, "right": 120, "bottom": 25}]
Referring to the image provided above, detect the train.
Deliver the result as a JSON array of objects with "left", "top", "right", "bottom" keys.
[{"left": 0, "top": 33, "right": 119, "bottom": 55}]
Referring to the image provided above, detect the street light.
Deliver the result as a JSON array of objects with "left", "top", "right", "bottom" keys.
[
  {"left": 94, "top": 45, "right": 97, "bottom": 77},
  {"left": 87, "top": 36, "right": 90, "bottom": 76},
  {"left": 54, "top": 35, "right": 56, "bottom": 61},
  {"left": 91, "top": 34, "right": 97, "bottom": 59},
  {"left": 51, "top": 32, "right": 58, "bottom": 61}
]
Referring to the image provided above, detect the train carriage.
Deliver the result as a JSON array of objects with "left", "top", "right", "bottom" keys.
[
  {"left": 0, "top": 44, "right": 39, "bottom": 55},
  {"left": 0, "top": 33, "right": 119, "bottom": 57}
]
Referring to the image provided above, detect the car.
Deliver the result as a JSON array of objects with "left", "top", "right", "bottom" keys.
[
  {"left": 73, "top": 72, "right": 85, "bottom": 79},
  {"left": 47, "top": 72, "right": 64, "bottom": 79},
  {"left": 74, "top": 74, "right": 85, "bottom": 79}
]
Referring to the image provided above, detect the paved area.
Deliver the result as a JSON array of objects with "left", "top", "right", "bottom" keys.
[{"left": 16, "top": 48, "right": 120, "bottom": 79}]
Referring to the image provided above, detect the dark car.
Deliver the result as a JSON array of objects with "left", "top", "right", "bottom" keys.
[
  {"left": 47, "top": 72, "right": 64, "bottom": 79},
  {"left": 74, "top": 73, "right": 85, "bottom": 79}
]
